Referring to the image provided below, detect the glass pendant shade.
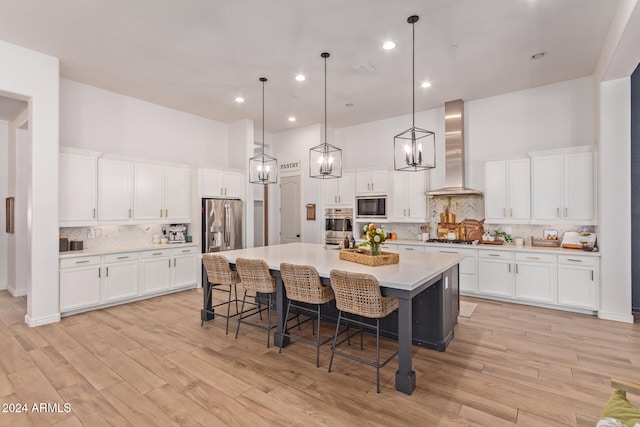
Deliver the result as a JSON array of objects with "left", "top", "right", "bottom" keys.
[
  {"left": 310, "top": 52, "right": 342, "bottom": 179},
  {"left": 249, "top": 77, "right": 278, "bottom": 185},
  {"left": 394, "top": 15, "right": 436, "bottom": 172}
]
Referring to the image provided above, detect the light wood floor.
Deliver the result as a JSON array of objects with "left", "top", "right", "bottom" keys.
[{"left": 1, "top": 289, "right": 639, "bottom": 426}]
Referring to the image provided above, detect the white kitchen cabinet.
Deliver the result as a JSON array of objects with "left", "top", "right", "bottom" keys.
[
  {"left": 140, "top": 249, "right": 172, "bottom": 295},
  {"left": 425, "top": 246, "right": 479, "bottom": 294},
  {"left": 324, "top": 172, "right": 354, "bottom": 207},
  {"left": 385, "top": 243, "right": 425, "bottom": 252},
  {"left": 514, "top": 252, "right": 556, "bottom": 303},
  {"left": 201, "top": 168, "right": 244, "bottom": 198},
  {"left": 98, "top": 158, "right": 134, "bottom": 221},
  {"left": 531, "top": 146, "right": 596, "bottom": 224},
  {"left": 102, "top": 252, "right": 139, "bottom": 303},
  {"left": 557, "top": 255, "right": 599, "bottom": 310},
  {"left": 484, "top": 158, "right": 530, "bottom": 223},
  {"left": 478, "top": 251, "right": 513, "bottom": 297},
  {"left": 59, "top": 256, "right": 102, "bottom": 312},
  {"left": 59, "top": 149, "right": 98, "bottom": 226},
  {"left": 171, "top": 246, "right": 198, "bottom": 289},
  {"left": 391, "top": 170, "right": 427, "bottom": 221},
  {"left": 355, "top": 170, "right": 389, "bottom": 195},
  {"left": 134, "top": 164, "right": 191, "bottom": 222}
]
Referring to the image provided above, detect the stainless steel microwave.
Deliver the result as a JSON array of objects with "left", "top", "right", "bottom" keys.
[{"left": 356, "top": 196, "right": 387, "bottom": 219}]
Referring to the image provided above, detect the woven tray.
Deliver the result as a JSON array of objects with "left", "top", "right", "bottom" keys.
[
  {"left": 531, "top": 237, "right": 561, "bottom": 247},
  {"left": 339, "top": 249, "right": 399, "bottom": 266}
]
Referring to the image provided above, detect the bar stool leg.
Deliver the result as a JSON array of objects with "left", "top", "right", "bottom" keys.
[
  {"left": 201, "top": 281, "right": 212, "bottom": 327},
  {"left": 235, "top": 290, "right": 248, "bottom": 340},
  {"left": 279, "top": 300, "right": 293, "bottom": 354},
  {"left": 376, "top": 318, "right": 381, "bottom": 393},
  {"left": 316, "top": 304, "right": 321, "bottom": 367},
  {"left": 266, "top": 294, "right": 272, "bottom": 348},
  {"left": 225, "top": 284, "right": 233, "bottom": 334},
  {"left": 328, "top": 311, "right": 343, "bottom": 373}
]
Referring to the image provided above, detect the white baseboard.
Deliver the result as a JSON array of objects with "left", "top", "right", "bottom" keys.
[
  {"left": 25, "top": 313, "right": 61, "bottom": 327},
  {"left": 7, "top": 284, "right": 27, "bottom": 297},
  {"left": 597, "top": 311, "right": 634, "bottom": 324}
]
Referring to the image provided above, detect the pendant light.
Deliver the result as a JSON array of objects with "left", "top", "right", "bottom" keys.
[
  {"left": 249, "top": 77, "right": 278, "bottom": 185},
  {"left": 310, "top": 52, "right": 342, "bottom": 179},
  {"left": 393, "top": 15, "right": 436, "bottom": 172}
]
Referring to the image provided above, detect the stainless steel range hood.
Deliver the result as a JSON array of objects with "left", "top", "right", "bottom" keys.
[{"left": 426, "top": 99, "right": 483, "bottom": 197}]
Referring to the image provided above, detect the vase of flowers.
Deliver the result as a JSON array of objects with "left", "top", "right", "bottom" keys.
[{"left": 358, "top": 223, "right": 387, "bottom": 256}]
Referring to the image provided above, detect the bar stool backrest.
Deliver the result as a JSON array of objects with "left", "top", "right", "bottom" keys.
[
  {"left": 236, "top": 258, "right": 276, "bottom": 293},
  {"left": 202, "top": 254, "right": 240, "bottom": 285},
  {"left": 329, "top": 269, "right": 389, "bottom": 319},
  {"left": 280, "top": 263, "right": 334, "bottom": 304}
]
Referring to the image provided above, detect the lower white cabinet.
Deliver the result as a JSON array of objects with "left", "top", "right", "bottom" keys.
[
  {"left": 60, "top": 244, "right": 198, "bottom": 314},
  {"left": 424, "top": 247, "right": 478, "bottom": 293},
  {"left": 557, "top": 255, "right": 599, "bottom": 310},
  {"left": 171, "top": 246, "right": 198, "bottom": 289},
  {"left": 60, "top": 256, "right": 102, "bottom": 312},
  {"left": 478, "top": 251, "right": 514, "bottom": 297},
  {"left": 140, "top": 249, "right": 172, "bottom": 295},
  {"left": 102, "top": 252, "right": 139, "bottom": 303},
  {"left": 514, "top": 253, "right": 556, "bottom": 303}
]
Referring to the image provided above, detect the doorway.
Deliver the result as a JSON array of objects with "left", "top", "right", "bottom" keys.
[{"left": 280, "top": 175, "right": 301, "bottom": 244}]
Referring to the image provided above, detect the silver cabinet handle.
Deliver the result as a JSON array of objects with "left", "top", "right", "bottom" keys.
[
  {"left": 75, "top": 260, "right": 90, "bottom": 264},
  {"left": 93, "top": 208, "right": 96, "bottom": 218},
  {"left": 182, "top": 249, "right": 191, "bottom": 253},
  {"left": 405, "top": 248, "right": 414, "bottom": 251},
  {"left": 117, "top": 256, "right": 129, "bottom": 259},
  {"left": 515, "top": 264, "right": 518, "bottom": 274},
  {"left": 160, "top": 209, "right": 163, "bottom": 217},
  {"left": 565, "top": 207, "right": 568, "bottom": 217},
  {"left": 439, "top": 250, "right": 459, "bottom": 254},
  {"left": 128, "top": 209, "right": 132, "bottom": 218},
  {"left": 489, "top": 254, "right": 500, "bottom": 257},
  {"left": 508, "top": 264, "right": 511, "bottom": 273},
  {"left": 591, "top": 270, "right": 594, "bottom": 281},
  {"left": 153, "top": 252, "right": 163, "bottom": 256},
  {"left": 98, "top": 267, "right": 101, "bottom": 278},
  {"left": 174, "top": 258, "right": 176, "bottom": 267},
  {"left": 168, "top": 259, "right": 171, "bottom": 268},
  {"left": 567, "top": 259, "right": 582, "bottom": 263},
  {"left": 556, "top": 207, "right": 560, "bottom": 218},
  {"left": 106, "top": 266, "right": 109, "bottom": 277}
]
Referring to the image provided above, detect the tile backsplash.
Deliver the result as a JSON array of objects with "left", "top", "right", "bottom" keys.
[{"left": 59, "top": 224, "right": 190, "bottom": 249}]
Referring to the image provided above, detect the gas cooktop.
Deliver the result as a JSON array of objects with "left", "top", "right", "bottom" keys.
[{"left": 425, "top": 239, "right": 474, "bottom": 245}]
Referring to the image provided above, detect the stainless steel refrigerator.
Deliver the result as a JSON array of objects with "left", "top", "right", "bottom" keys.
[{"left": 202, "top": 198, "right": 243, "bottom": 252}]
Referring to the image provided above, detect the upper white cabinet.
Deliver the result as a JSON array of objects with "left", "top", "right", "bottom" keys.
[
  {"left": 59, "top": 149, "right": 98, "bottom": 226},
  {"left": 134, "top": 163, "right": 191, "bottom": 222},
  {"left": 355, "top": 170, "right": 389, "bottom": 195},
  {"left": 391, "top": 170, "right": 427, "bottom": 221},
  {"left": 201, "top": 168, "right": 244, "bottom": 199},
  {"left": 98, "top": 158, "right": 134, "bottom": 222},
  {"left": 324, "top": 173, "right": 354, "bottom": 207},
  {"left": 531, "top": 146, "right": 596, "bottom": 224},
  {"left": 484, "top": 158, "right": 530, "bottom": 223}
]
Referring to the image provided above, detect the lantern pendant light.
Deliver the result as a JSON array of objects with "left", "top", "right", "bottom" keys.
[
  {"left": 249, "top": 77, "right": 278, "bottom": 185},
  {"left": 393, "top": 15, "right": 436, "bottom": 172},
  {"left": 310, "top": 52, "right": 342, "bottom": 179}
]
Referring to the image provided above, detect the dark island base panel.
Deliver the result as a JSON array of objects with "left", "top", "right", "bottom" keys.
[{"left": 204, "top": 265, "right": 460, "bottom": 353}]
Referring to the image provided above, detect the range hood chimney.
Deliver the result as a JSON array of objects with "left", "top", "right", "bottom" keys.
[{"left": 426, "top": 99, "right": 483, "bottom": 196}]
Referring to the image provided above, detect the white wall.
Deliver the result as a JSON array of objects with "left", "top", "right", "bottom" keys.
[
  {"left": 0, "top": 40, "right": 60, "bottom": 326},
  {"left": 0, "top": 120, "right": 7, "bottom": 290},
  {"left": 273, "top": 124, "right": 324, "bottom": 244},
  {"left": 228, "top": 119, "right": 254, "bottom": 248},
  {"left": 598, "top": 77, "right": 633, "bottom": 322},
  {"left": 60, "top": 79, "right": 229, "bottom": 165}
]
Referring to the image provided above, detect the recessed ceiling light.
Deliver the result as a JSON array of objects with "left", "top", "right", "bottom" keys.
[
  {"left": 531, "top": 51, "right": 547, "bottom": 60},
  {"left": 295, "top": 74, "right": 306, "bottom": 82},
  {"left": 383, "top": 41, "right": 396, "bottom": 50},
  {"left": 235, "top": 97, "right": 244, "bottom": 103},
  {"left": 421, "top": 82, "right": 432, "bottom": 88},
  {"left": 288, "top": 116, "right": 296, "bottom": 122}
]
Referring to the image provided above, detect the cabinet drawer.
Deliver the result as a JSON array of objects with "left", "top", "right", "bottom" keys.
[
  {"left": 171, "top": 246, "right": 197, "bottom": 256},
  {"left": 515, "top": 252, "right": 555, "bottom": 263},
  {"left": 140, "top": 249, "right": 171, "bottom": 259},
  {"left": 479, "top": 251, "right": 513, "bottom": 261},
  {"left": 558, "top": 255, "right": 596, "bottom": 267},
  {"left": 60, "top": 256, "right": 101, "bottom": 269},
  {"left": 104, "top": 252, "right": 139, "bottom": 263}
]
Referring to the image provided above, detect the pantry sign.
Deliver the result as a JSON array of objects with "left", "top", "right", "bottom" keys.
[{"left": 280, "top": 160, "right": 300, "bottom": 174}]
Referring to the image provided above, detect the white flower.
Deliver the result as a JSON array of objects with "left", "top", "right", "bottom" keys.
[{"left": 373, "top": 235, "right": 381, "bottom": 243}]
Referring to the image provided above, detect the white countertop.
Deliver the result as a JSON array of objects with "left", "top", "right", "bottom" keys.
[
  {"left": 379, "top": 239, "right": 600, "bottom": 257},
  {"left": 59, "top": 242, "right": 198, "bottom": 258},
  {"left": 217, "top": 242, "right": 464, "bottom": 291}
]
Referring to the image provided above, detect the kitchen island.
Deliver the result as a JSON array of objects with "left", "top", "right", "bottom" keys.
[{"left": 201, "top": 242, "right": 463, "bottom": 395}]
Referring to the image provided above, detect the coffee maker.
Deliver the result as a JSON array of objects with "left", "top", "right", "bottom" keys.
[{"left": 166, "top": 224, "right": 187, "bottom": 243}]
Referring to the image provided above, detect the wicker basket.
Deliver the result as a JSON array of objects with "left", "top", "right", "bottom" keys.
[
  {"left": 531, "top": 236, "right": 560, "bottom": 247},
  {"left": 339, "top": 248, "right": 399, "bottom": 266}
]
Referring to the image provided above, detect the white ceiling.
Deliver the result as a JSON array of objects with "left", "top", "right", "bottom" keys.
[{"left": 0, "top": 0, "right": 623, "bottom": 133}]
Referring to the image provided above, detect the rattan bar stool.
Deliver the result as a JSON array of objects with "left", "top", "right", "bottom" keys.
[
  {"left": 328, "top": 269, "right": 399, "bottom": 393},
  {"left": 201, "top": 254, "right": 241, "bottom": 334},
  {"left": 235, "top": 258, "right": 278, "bottom": 348},
  {"left": 278, "top": 263, "right": 336, "bottom": 367}
]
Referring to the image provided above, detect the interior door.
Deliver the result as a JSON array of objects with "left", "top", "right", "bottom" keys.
[{"left": 280, "top": 175, "right": 301, "bottom": 244}]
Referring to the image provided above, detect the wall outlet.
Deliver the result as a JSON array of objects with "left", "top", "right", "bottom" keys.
[
  {"left": 87, "top": 229, "right": 95, "bottom": 239},
  {"left": 505, "top": 227, "right": 512, "bottom": 234}
]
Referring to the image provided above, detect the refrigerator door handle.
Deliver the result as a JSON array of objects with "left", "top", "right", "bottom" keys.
[{"left": 225, "top": 203, "right": 231, "bottom": 249}]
